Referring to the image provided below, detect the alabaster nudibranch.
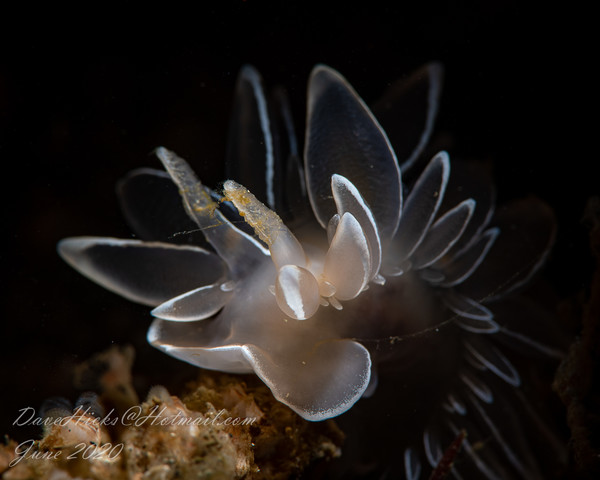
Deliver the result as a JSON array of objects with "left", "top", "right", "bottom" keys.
[{"left": 59, "top": 64, "right": 562, "bottom": 478}]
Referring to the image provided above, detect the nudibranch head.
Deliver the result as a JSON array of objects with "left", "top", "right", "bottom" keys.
[
  {"left": 223, "top": 174, "right": 382, "bottom": 320},
  {"left": 58, "top": 63, "right": 561, "bottom": 477}
]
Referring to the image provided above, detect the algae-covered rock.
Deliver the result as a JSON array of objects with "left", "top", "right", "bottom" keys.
[{"left": 1, "top": 346, "right": 343, "bottom": 479}]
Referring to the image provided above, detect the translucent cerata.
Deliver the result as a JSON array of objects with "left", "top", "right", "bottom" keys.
[{"left": 59, "top": 64, "right": 563, "bottom": 478}]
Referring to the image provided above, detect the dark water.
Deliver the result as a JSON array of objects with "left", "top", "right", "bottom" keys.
[{"left": 0, "top": 3, "right": 593, "bottom": 477}]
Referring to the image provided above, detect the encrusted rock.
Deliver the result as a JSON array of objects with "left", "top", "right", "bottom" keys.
[{"left": 1, "top": 346, "right": 343, "bottom": 479}]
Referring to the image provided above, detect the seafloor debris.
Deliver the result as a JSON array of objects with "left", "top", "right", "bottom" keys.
[
  {"left": 553, "top": 197, "right": 600, "bottom": 477},
  {"left": 73, "top": 345, "right": 140, "bottom": 416},
  {"left": 1, "top": 346, "right": 343, "bottom": 479},
  {"left": 428, "top": 430, "right": 466, "bottom": 480}
]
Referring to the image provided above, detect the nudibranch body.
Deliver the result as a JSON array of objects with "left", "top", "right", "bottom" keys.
[{"left": 59, "top": 64, "right": 561, "bottom": 478}]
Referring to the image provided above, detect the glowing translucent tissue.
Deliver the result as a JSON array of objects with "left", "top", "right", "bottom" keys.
[{"left": 58, "top": 64, "right": 560, "bottom": 477}]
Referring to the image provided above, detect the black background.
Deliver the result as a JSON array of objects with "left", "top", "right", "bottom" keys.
[{"left": 0, "top": 0, "right": 593, "bottom": 455}]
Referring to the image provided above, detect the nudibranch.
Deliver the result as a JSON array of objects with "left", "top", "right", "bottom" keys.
[{"left": 58, "top": 64, "right": 562, "bottom": 478}]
